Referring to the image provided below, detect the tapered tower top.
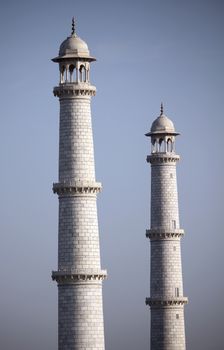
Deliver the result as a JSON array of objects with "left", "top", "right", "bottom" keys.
[
  {"left": 52, "top": 18, "right": 96, "bottom": 62},
  {"left": 145, "top": 104, "right": 179, "bottom": 136}
]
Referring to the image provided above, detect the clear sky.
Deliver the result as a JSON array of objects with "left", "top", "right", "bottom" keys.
[{"left": 0, "top": 0, "right": 223, "bottom": 349}]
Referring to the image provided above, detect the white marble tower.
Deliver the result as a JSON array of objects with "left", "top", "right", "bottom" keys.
[
  {"left": 145, "top": 105, "right": 188, "bottom": 350},
  {"left": 51, "top": 20, "right": 107, "bottom": 350}
]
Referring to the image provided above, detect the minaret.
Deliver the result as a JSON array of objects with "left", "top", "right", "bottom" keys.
[
  {"left": 51, "top": 19, "right": 107, "bottom": 350},
  {"left": 145, "top": 104, "right": 188, "bottom": 350}
]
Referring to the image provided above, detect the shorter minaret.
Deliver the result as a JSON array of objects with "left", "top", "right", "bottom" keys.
[{"left": 145, "top": 105, "right": 188, "bottom": 350}]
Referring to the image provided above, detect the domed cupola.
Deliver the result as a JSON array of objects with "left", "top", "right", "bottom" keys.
[
  {"left": 52, "top": 18, "right": 96, "bottom": 84},
  {"left": 150, "top": 113, "right": 175, "bottom": 134},
  {"left": 145, "top": 104, "right": 179, "bottom": 154},
  {"left": 59, "top": 36, "right": 90, "bottom": 58}
]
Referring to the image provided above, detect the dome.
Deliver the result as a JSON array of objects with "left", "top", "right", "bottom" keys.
[
  {"left": 59, "top": 35, "right": 90, "bottom": 57},
  {"left": 52, "top": 31, "right": 96, "bottom": 63},
  {"left": 150, "top": 114, "right": 175, "bottom": 133},
  {"left": 145, "top": 105, "right": 179, "bottom": 136}
]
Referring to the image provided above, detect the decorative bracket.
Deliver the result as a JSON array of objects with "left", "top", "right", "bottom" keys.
[
  {"left": 53, "top": 181, "right": 102, "bottom": 195},
  {"left": 146, "top": 228, "right": 185, "bottom": 240},
  {"left": 52, "top": 270, "right": 107, "bottom": 284},
  {"left": 146, "top": 297, "right": 188, "bottom": 307},
  {"left": 147, "top": 154, "right": 180, "bottom": 164},
  {"left": 53, "top": 83, "right": 96, "bottom": 98}
]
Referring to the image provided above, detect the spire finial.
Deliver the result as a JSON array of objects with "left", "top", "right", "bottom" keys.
[
  {"left": 160, "top": 102, "right": 164, "bottom": 116},
  {"left": 71, "top": 17, "right": 76, "bottom": 36}
]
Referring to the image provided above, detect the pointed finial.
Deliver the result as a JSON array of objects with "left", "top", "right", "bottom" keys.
[
  {"left": 71, "top": 17, "right": 76, "bottom": 36},
  {"left": 160, "top": 102, "right": 164, "bottom": 116}
]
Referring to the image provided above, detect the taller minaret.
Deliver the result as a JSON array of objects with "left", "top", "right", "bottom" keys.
[
  {"left": 51, "top": 20, "right": 107, "bottom": 350},
  {"left": 145, "top": 105, "right": 188, "bottom": 350}
]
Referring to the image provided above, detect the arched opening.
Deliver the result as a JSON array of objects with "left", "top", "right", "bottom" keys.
[
  {"left": 175, "top": 287, "right": 179, "bottom": 297},
  {"left": 159, "top": 138, "right": 165, "bottom": 152},
  {"left": 79, "top": 65, "right": 86, "bottom": 82},
  {"left": 60, "top": 66, "right": 65, "bottom": 84},
  {"left": 151, "top": 139, "right": 156, "bottom": 153},
  {"left": 69, "top": 64, "right": 75, "bottom": 82},
  {"left": 167, "top": 138, "right": 172, "bottom": 152}
]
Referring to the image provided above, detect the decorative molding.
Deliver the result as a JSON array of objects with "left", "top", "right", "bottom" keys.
[
  {"left": 147, "top": 153, "right": 180, "bottom": 164},
  {"left": 53, "top": 83, "right": 96, "bottom": 98},
  {"left": 52, "top": 270, "right": 107, "bottom": 284},
  {"left": 53, "top": 181, "right": 102, "bottom": 195},
  {"left": 146, "top": 228, "right": 185, "bottom": 239},
  {"left": 146, "top": 297, "right": 188, "bottom": 307}
]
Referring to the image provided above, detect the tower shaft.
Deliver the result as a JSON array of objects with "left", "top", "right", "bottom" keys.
[
  {"left": 58, "top": 97, "right": 96, "bottom": 184},
  {"left": 53, "top": 86, "right": 106, "bottom": 350}
]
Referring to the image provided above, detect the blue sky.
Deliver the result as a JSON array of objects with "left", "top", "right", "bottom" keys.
[{"left": 0, "top": 0, "right": 223, "bottom": 349}]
